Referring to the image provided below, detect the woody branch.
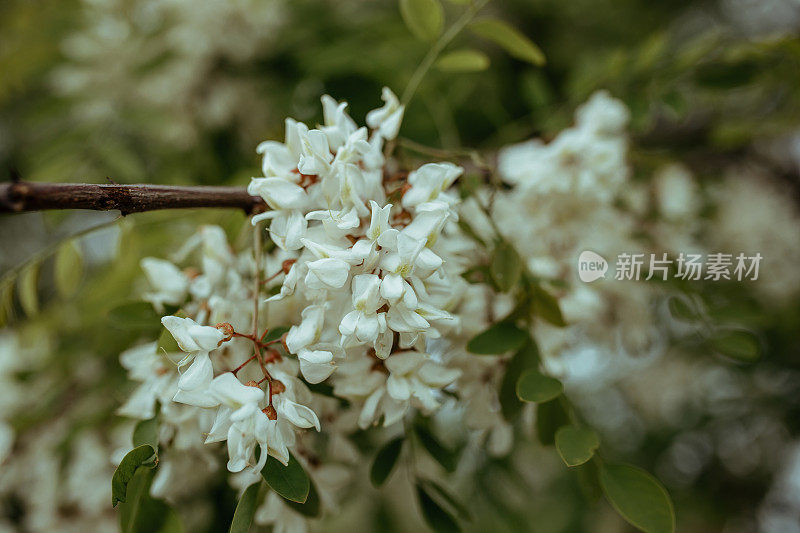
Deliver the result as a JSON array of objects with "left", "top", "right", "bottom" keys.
[{"left": 0, "top": 181, "right": 267, "bottom": 215}]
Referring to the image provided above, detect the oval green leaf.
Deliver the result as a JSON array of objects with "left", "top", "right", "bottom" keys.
[
  {"left": 109, "top": 301, "right": 162, "bottom": 331},
  {"left": 708, "top": 328, "right": 761, "bottom": 363},
  {"left": 499, "top": 341, "right": 540, "bottom": 421},
  {"left": 133, "top": 416, "right": 159, "bottom": 450},
  {"left": 467, "top": 322, "right": 529, "bottom": 355},
  {"left": 532, "top": 286, "right": 566, "bottom": 327},
  {"left": 262, "top": 325, "right": 290, "bottom": 344},
  {"left": 419, "top": 479, "right": 471, "bottom": 521},
  {"left": 229, "top": 482, "right": 261, "bottom": 533},
  {"left": 399, "top": 0, "right": 444, "bottom": 41},
  {"left": 436, "top": 49, "right": 490, "bottom": 72},
  {"left": 536, "top": 398, "right": 571, "bottom": 446},
  {"left": 416, "top": 483, "right": 460, "bottom": 533},
  {"left": 54, "top": 240, "right": 83, "bottom": 298},
  {"left": 516, "top": 369, "right": 563, "bottom": 403},
  {"left": 555, "top": 426, "right": 600, "bottom": 467},
  {"left": 599, "top": 463, "right": 675, "bottom": 533},
  {"left": 112, "top": 444, "right": 157, "bottom": 507},
  {"left": 415, "top": 426, "right": 458, "bottom": 473},
  {"left": 285, "top": 478, "right": 321, "bottom": 518},
  {"left": 371, "top": 437, "right": 404, "bottom": 487},
  {"left": 470, "top": 18, "right": 545, "bottom": 66},
  {"left": 491, "top": 241, "right": 522, "bottom": 292},
  {"left": 261, "top": 452, "right": 310, "bottom": 504},
  {"left": 17, "top": 261, "right": 40, "bottom": 317}
]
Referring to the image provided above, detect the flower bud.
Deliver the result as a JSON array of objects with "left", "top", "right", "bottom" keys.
[
  {"left": 271, "top": 380, "right": 286, "bottom": 395},
  {"left": 215, "top": 322, "right": 235, "bottom": 342},
  {"left": 263, "top": 405, "right": 278, "bottom": 420},
  {"left": 281, "top": 259, "right": 297, "bottom": 274}
]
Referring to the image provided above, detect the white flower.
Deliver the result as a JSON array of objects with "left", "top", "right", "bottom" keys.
[
  {"left": 384, "top": 351, "right": 460, "bottom": 409},
  {"left": 402, "top": 163, "right": 462, "bottom": 209},
  {"left": 285, "top": 305, "right": 326, "bottom": 353},
  {"left": 248, "top": 178, "right": 310, "bottom": 211},
  {"left": 366, "top": 200, "right": 398, "bottom": 246},
  {"left": 117, "top": 342, "right": 175, "bottom": 419},
  {"left": 161, "top": 316, "right": 226, "bottom": 355},
  {"left": 339, "top": 274, "right": 385, "bottom": 346},
  {"left": 304, "top": 258, "right": 350, "bottom": 290},
  {"left": 320, "top": 95, "right": 358, "bottom": 149},
  {"left": 173, "top": 352, "right": 218, "bottom": 408},
  {"left": 141, "top": 258, "right": 188, "bottom": 311},
  {"left": 366, "top": 87, "right": 405, "bottom": 140},
  {"left": 298, "top": 128, "right": 333, "bottom": 177},
  {"left": 206, "top": 373, "right": 287, "bottom": 472},
  {"left": 254, "top": 211, "right": 307, "bottom": 251},
  {"left": 297, "top": 348, "right": 336, "bottom": 384}
]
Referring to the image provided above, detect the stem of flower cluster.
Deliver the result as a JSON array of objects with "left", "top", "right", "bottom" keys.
[{"left": 251, "top": 224, "right": 274, "bottom": 399}]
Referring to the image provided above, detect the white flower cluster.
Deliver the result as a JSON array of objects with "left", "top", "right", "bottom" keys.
[
  {"left": 248, "top": 88, "right": 464, "bottom": 428},
  {"left": 492, "top": 91, "right": 665, "bottom": 360},
  {"left": 118, "top": 90, "right": 468, "bottom": 495},
  {"left": 51, "top": 0, "right": 287, "bottom": 148}
]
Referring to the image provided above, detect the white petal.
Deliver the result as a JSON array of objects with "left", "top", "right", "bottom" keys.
[
  {"left": 386, "top": 374, "right": 411, "bottom": 401},
  {"left": 276, "top": 399, "right": 321, "bottom": 431},
  {"left": 178, "top": 352, "right": 213, "bottom": 391}
]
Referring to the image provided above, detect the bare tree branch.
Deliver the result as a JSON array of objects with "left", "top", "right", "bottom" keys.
[{"left": 0, "top": 182, "right": 267, "bottom": 215}]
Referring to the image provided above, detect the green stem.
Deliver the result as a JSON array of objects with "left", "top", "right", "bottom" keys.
[{"left": 400, "top": 0, "right": 491, "bottom": 106}]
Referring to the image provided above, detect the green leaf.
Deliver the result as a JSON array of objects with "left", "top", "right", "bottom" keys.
[
  {"left": 261, "top": 452, "right": 310, "bottom": 504},
  {"left": 118, "top": 468, "right": 181, "bottom": 533},
  {"left": 419, "top": 479, "right": 471, "bottom": 521},
  {"left": 54, "top": 240, "right": 83, "bottom": 298},
  {"left": 499, "top": 341, "right": 540, "bottom": 421},
  {"left": 285, "top": 478, "right": 322, "bottom": 518},
  {"left": 109, "top": 301, "right": 162, "bottom": 332},
  {"left": 0, "top": 281, "right": 13, "bottom": 327},
  {"left": 133, "top": 417, "right": 159, "bottom": 450},
  {"left": 460, "top": 265, "right": 491, "bottom": 285},
  {"left": 371, "top": 437, "right": 404, "bottom": 487},
  {"left": 112, "top": 445, "right": 157, "bottom": 507},
  {"left": 416, "top": 483, "right": 460, "bottom": 533},
  {"left": 229, "top": 482, "right": 261, "bottom": 533},
  {"left": 262, "top": 326, "right": 290, "bottom": 344},
  {"left": 708, "top": 328, "right": 761, "bottom": 363},
  {"left": 599, "top": 463, "right": 675, "bottom": 533},
  {"left": 157, "top": 506, "right": 185, "bottom": 533},
  {"left": 467, "top": 322, "right": 528, "bottom": 355},
  {"left": 118, "top": 467, "right": 154, "bottom": 533},
  {"left": 17, "top": 261, "right": 40, "bottom": 316},
  {"left": 667, "top": 296, "right": 699, "bottom": 322},
  {"left": 491, "top": 241, "right": 522, "bottom": 292},
  {"left": 532, "top": 286, "right": 566, "bottom": 327},
  {"left": 555, "top": 426, "right": 600, "bottom": 467},
  {"left": 399, "top": 0, "right": 444, "bottom": 41},
  {"left": 516, "top": 369, "right": 563, "bottom": 403},
  {"left": 415, "top": 426, "right": 458, "bottom": 472},
  {"left": 435, "top": 49, "right": 490, "bottom": 72},
  {"left": 470, "top": 18, "right": 545, "bottom": 66},
  {"left": 536, "top": 399, "right": 570, "bottom": 446}
]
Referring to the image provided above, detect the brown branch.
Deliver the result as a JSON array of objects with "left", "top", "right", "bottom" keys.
[{"left": 0, "top": 181, "right": 267, "bottom": 215}]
